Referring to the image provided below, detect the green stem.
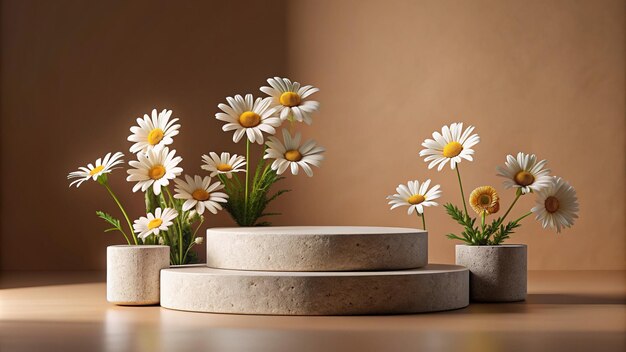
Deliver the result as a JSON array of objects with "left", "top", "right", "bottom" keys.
[
  {"left": 192, "top": 217, "right": 205, "bottom": 240},
  {"left": 164, "top": 186, "right": 184, "bottom": 264},
  {"left": 480, "top": 211, "right": 487, "bottom": 242},
  {"left": 481, "top": 211, "right": 486, "bottom": 231},
  {"left": 183, "top": 217, "right": 205, "bottom": 262},
  {"left": 103, "top": 181, "right": 137, "bottom": 245},
  {"left": 183, "top": 243, "right": 194, "bottom": 262},
  {"left": 455, "top": 166, "right": 469, "bottom": 216},
  {"left": 245, "top": 139, "right": 250, "bottom": 221},
  {"left": 501, "top": 192, "right": 521, "bottom": 225},
  {"left": 164, "top": 186, "right": 176, "bottom": 208},
  {"left": 415, "top": 211, "right": 427, "bottom": 230},
  {"left": 490, "top": 191, "right": 523, "bottom": 239},
  {"left": 513, "top": 211, "right": 532, "bottom": 223}
]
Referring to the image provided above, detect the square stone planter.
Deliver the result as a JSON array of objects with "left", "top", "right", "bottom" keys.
[
  {"left": 107, "top": 245, "right": 170, "bottom": 305},
  {"left": 455, "top": 244, "right": 527, "bottom": 302}
]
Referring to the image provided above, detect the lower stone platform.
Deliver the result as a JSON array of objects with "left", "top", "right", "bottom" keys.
[{"left": 160, "top": 264, "right": 469, "bottom": 315}]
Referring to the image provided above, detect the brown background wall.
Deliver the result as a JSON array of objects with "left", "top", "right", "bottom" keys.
[
  {"left": 1, "top": 0, "right": 624, "bottom": 270},
  {"left": 0, "top": 0, "right": 288, "bottom": 270}
]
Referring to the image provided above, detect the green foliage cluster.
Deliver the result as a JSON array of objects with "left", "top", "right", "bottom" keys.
[
  {"left": 219, "top": 157, "right": 289, "bottom": 227},
  {"left": 96, "top": 185, "right": 203, "bottom": 265},
  {"left": 444, "top": 203, "right": 523, "bottom": 245}
]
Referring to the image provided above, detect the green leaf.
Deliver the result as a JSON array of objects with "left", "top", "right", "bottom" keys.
[
  {"left": 96, "top": 211, "right": 122, "bottom": 229},
  {"left": 444, "top": 203, "right": 481, "bottom": 244},
  {"left": 490, "top": 218, "right": 523, "bottom": 245}
]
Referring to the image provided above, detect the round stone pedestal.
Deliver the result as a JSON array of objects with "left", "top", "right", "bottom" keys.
[
  {"left": 205, "top": 226, "right": 427, "bottom": 271},
  {"left": 160, "top": 264, "right": 469, "bottom": 315}
]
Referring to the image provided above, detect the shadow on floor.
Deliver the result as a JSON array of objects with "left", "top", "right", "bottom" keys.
[
  {"left": 435, "top": 293, "right": 626, "bottom": 315},
  {"left": 0, "top": 271, "right": 105, "bottom": 289},
  {"left": 526, "top": 293, "right": 626, "bottom": 305}
]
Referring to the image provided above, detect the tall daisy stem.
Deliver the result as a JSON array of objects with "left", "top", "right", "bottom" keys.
[
  {"left": 164, "top": 186, "right": 184, "bottom": 264},
  {"left": 103, "top": 181, "right": 137, "bottom": 245},
  {"left": 491, "top": 191, "right": 523, "bottom": 235},
  {"left": 481, "top": 211, "right": 486, "bottom": 241},
  {"left": 415, "top": 211, "right": 427, "bottom": 230},
  {"left": 455, "top": 166, "right": 469, "bottom": 216},
  {"left": 501, "top": 192, "right": 522, "bottom": 224},
  {"left": 513, "top": 211, "right": 532, "bottom": 223},
  {"left": 245, "top": 139, "right": 250, "bottom": 221}
]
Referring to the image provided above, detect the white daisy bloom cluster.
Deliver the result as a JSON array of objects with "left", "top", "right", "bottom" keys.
[
  {"left": 387, "top": 179, "right": 441, "bottom": 215},
  {"left": 133, "top": 207, "right": 178, "bottom": 239},
  {"left": 126, "top": 146, "right": 183, "bottom": 195},
  {"left": 215, "top": 94, "right": 281, "bottom": 144},
  {"left": 496, "top": 152, "right": 552, "bottom": 194},
  {"left": 125, "top": 108, "right": 185, "bottom": 196},
  {"left": 264, "top": 129, "right": 325, "bottom": 177},
  {"left": 174, "top": 175, "right": 228, "bottom": 215},
  {"left": 419, "top": 122, "right": 479, "bottom": 171},
  {"left": 201, "top": 152, "right": 246, "bottom": 179},
  {"left": 260, "top": 77, "right": 320, "bottom": 125},
  {"left": 531, "top": 177, "right": 579, "bottom": 233},
  {"left": 128, "top": 109, "right": 180, "bottom": 154},
  {"left": 68, "top": 152, "right": 125, "bottom": 187}
]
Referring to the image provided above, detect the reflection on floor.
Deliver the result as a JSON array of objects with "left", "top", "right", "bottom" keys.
[{"left": 0, "top": 270, "right": 624, "bottom": 352}]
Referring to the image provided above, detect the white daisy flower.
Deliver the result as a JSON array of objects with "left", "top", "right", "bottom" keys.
[
  {"left": 67, "top": 152, "right": 124, "bottom": 187},
  {"left": 215, "top": 94, "right": 281, "bottom": 144},
  {"left": 531, "top": 177, "right": 579, "bottom": 233},
  {"left": 496, "top": 152, "right": 552, "bottom": 194},
  {"left": 201, "top": 152, "right": 246, "bottom": 179},
  {"left": 387, "top": 179, "right": 442, "bottom": 215},
  {"left": 127, "top": 109, "right": 180, "bottom": 154},
  {"left": 174, "top": 175, "right": 228, "bottom": 215},
  {"left": 419, "top": 123, "right": 480, "bottom": 171},
  {"left": 126, "top": 146, "right": 183, "bottom": 195},
  {"left": 264, "top": 129, "right": 325, "bottom": 177},
  {"left": 194, "top": 237, "right": 204, "bottom": 245},
  {"left": 260, "top": 77, "right": 320, "bottom": 125},
  {"left": 133, "top": 207, "right": 178, "bottom": 240}
]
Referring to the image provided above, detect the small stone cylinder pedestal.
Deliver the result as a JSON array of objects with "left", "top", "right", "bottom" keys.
[
  {"left": 455, "top": 244, "right": 527, "bottom": 302},
  {"left": 107, "top": 245, "right": 170, "bottom": 305}
]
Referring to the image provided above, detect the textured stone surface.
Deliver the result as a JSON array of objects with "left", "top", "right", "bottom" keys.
[
  {"left": 455, "top": 244, "right": 527, "bottom": 302},
  {"left": 160, "top": 264, "right": 468, "bottom": 315},
  {"left": 107, "top": 245, "right": 170, "bottom": 305},
  {"left": 205, "top": 226, "right": 428, "bottom": 271}
]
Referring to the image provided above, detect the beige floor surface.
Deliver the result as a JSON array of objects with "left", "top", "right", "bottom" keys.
[{"left": 0, "top": 270, "right": 624, "bottom": 352}]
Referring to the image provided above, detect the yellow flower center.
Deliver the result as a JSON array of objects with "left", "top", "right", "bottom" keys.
[
  {"left": 216, "top": 163, "right": 233, "bottom": 172},
  {"left": 148, "top": 165, "right": 166, "bottom": 180},
  {"left": 442, "top": 141, "right": 463, "bottom": 158},
  {"left": 514, "top": 171, "right": 535, "bottom": 186},
  {"left": 479, "top": 194, "right": 492, "bottom": 206},
  {"left": 90, "top": 165, "right": 104, "bottom": 176},
  {"left": 279, "top": 92, "right": 301, "bottom": 107},
  {"left": 408, "top": 194, "right": 426, "bottom": 205},
  {"left": 148, "top": 218, "right": 162, "bottom": 229},
  {"left": 545, "top": 196, "right": 560, "bottom": 213},
  {"left": 284, "top": 150, "right": 303, "bottom": 162},
  {"left": 238, "top": 111, "right": 261, "bottom": 128},
  {"left": 192, "top": 189, "right": 210, "bottom": 201},
  {"left": 147, "top": 128, "right": 164, "bottom": 145}
]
